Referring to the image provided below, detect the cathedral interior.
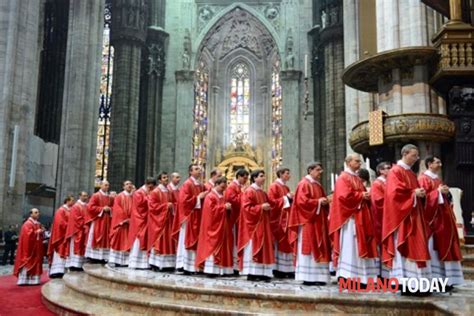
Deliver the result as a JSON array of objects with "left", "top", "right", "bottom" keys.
[{"left": 1, "top": 0, "right": 474, "bottom": 236}]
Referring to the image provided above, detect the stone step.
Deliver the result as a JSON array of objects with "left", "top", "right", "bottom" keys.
[
  {"left": 463, "top": 267, "right": 474, "bottom": 280},
  {"left": 42, "top": 279, "right": 134, "bottom": 316},
  {"left": 462, "top": 245, "right": 474, "bottom": 256},
  {"left": 61, "top": 272, "right": 292, "bottom": 315},
  {"left": 463, "top": 254, "right": 474, "bottom": 268}
]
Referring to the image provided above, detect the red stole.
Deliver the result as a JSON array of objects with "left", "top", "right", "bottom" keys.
[
  {"left": 418, "top": 174, "right": 462, "bottom": 261},
  {"left": 329, "top": 171, "right": 378, "bottom": 267},
  {"left": 370, "top": 178, "right": 386, "bottom": 244},
  {"left": 288, "top": 177, "right": 331, "bottom": 263},
  {"left": 268, "top": 181, "right": 293, "bottom": 253},
  {"left": 171, "top": 178, "right": 205, "bottom": 250},
  {"left": 87, "top": 191, "right": 114, "bottom": 249},
  {"left": 65, "top": 202, "right": 88, "bottom": 256},
  {"left": 382, "top": 165, "right": 430, "bottom": 268},
  {"left": 48, "top": 206, "right": 70, "bottom": 262},
  {"left": 129, "top": 187, "right": 149, "bottom": 250},
  {"left": 147, "top": 187, "right": 176, "bottom": 254},
  {"left": 237, "top": 186, "right": 275, "bottom": 268},
  {"left": 196, "top": 190, "right": 234, "bottom": 269},
  {"left": 14, "top": 218, "right": 44, "bottom": 277},
  {"left": 110, "top": 192, "right": 132, "bottom": 251}
]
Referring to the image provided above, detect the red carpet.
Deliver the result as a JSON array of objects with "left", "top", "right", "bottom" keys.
[{"left": 0, "top": 272, "right": 55, "bottom": 316}]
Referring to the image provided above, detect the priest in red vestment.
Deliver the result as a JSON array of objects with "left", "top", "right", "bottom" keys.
[
  {"left": 205, "top": 168, "right": 223, "bottom": 192},
  {"left": 14, "top": 208, "right": 45, "bottom": 285},
  {"left": 238, "top": 170, "right": 275, "bottom": 281},
  {"left": 172, "top": 164, "right": 207, "bottom": 273},
  {"left": 268, "top": 167, "right": 294, "bottom": 278},
  {"left": 381, "top": 144, "right": 431, "bottom": 286},
  {"left": 128, "top": 177, "right": 156, "bottom": 269},
  {"left": 419, "top": 155, "right": 463, "bottom": 286},
  {"left": 370, "top": 162, "right": 391, "bottom": 245},
  {"left": 196, "top": 177, "right": 234, "bottom": 275},
  {"left": 167, "top": 172, "right": 181, "bottom": 206},
  {"left": 48, "top": 195, "right": 75, "bottom": 277},
  {"left": 85, "top": 180, "right": 115, "bottom": 262},
  {"left": 329, "top": 154, "right": 378, "bottom": 284},
  {"left": 65, "top": 192, "right": 89, "bottom": 270},
  {"left": 225, "top": 168, "right": 249, "bottom": 271},
  {"left": 288, "top": 162, "right": 331, "bottom": 285},
  {"left": 148, "top": 172, "right": 177, "bottom": 271},
  {"left": 108, "top": 180, "right": 133, "bottom": 266}
]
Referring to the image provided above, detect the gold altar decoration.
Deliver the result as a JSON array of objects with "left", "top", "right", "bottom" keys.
[
  {"left": 368, "top": 110, "right": 385, "bottom": 146},
  {"left": 216, "top": 142, "right": 264, "bottom": 182},
  {"left": 349, "top": 113, "right": 455, "bottom": 154}
]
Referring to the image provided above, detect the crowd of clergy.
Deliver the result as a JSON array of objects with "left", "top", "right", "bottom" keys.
[{"left": 13, "top": 144, "right": 464, "bottom": 294}]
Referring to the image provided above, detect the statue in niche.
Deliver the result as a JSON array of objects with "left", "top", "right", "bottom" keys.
[
  {"left": 285, "top": 29, "right": 295, "bottom": 70},
  {"left": 329, "top": 7, "right": 338, "bottom": 25},
  {"left": 214, "top": 145, "right": 222, "bottom": 164},
  {"left": 182, "top": 29, "right": 191, "bottom": 70},
  {"left": 233, "top": 126, "right": 247, "bottom": 148},
  {"left": 321, "top": 10, "right": 327, "bottom": 28}
]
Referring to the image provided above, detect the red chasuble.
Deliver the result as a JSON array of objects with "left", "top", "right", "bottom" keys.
[
  {"left": 382, "top": 164, "right": 430, "bottom": 268},
  {"left": 329, "top": 171, "right": 378, "bottom": 267},
  {"left": 47, "top": 205, "right": 70, "bottom": 262},
  {"left": 205, "top": 180, "right": 214, "bottom": 192},
  {"left": 87, "top": 191, "right": 114, "bottom": 249},
  {"left": 418, "top": 173, "right": 462, "bottom": 261},
  {"left": 288, "top": 177, "right": 331, "bottom": 263},
  {"left": 268, "top": 181, "right": 293, "bottom": 254},
  {"left": 237, "top": 186, "right": 275, "bottom": 268},
  {"left": 128, "top": 186, "right": 150, "bottom": 250},
  {"left": 14, "top": 218, "right": 44, "bottom": 278},
  {"left": 370, "top": 178, "right": 386, "bottom": 244},
  {"left": 167, "top": 184, "right": 180, "bottom": 211},
  {"left": 224, "top": 180, "right": 242, "bottom": 227},
  {"left": 171, "top": 177, "right": 205, "bottom": 250},
  {"left": 196, "top": 190, "right": 234, "bottom": 269},
  {"left": 148, "top": 186, "right": 176, "bottom": 254},
  {"left": 65, "top": 201, "right": 88, "bottom": 256},
  {"left": 110, "top": 192, "right": 132, "bottom": 252}
]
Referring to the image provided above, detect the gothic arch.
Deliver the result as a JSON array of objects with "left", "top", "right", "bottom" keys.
[{"left": 194, "top": 4, "right": 282, "bottom": 67}]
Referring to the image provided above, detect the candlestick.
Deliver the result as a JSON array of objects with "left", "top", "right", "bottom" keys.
[{"left": 304, "top": 54, "right": 308, "bottom": 78}]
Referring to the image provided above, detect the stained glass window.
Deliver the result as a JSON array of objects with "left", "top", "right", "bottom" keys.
[
  {"left": 271, "top": 59, "right": 283, "bottom": 177},
  {"left": 230, "top": 63, "right": 250, "bottom": 145},
  {"left": 95, "top": 2, "right": 113, "bottom": 187},
  {"left": 192, "top": 60, "right": 209, "bottom": 171}
]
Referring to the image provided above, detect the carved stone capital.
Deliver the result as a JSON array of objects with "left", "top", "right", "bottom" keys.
[
  {"left": 111, "top": 0, "right": 147, "bottom": 45},
  {"left": 281, "top": 70, "right": 302, "bottom": 81},
  {"left": 175, "top": 70, "right": 195, "bottom": 82}
]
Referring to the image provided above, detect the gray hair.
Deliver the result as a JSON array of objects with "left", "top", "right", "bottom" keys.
[
  {"left": 345, "top": 153, "right": 360, "bottom": 164},
  {"left": 401, "top": 144, "right": 418, "bottom": 156},
  {"left": 306, "top": 161, "right": 323, "bottom": 174}
]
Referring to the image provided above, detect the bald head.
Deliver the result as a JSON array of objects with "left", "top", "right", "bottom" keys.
[
  {"left": 100, "top": 180, "right": 110, "bottom": 192},
  {"left": 170, "top": 172, "right": 181, "bottom": 186},
  {"left": 30, "top": 208, "right": 40, "bottom": 220}
]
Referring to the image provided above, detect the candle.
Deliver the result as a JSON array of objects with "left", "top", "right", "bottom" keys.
[
  {"left": 330, "top": 173, "right": 335, "bottom": 192},
  {"left": 365, "top": 157, "right": 370, "bottom": 170},
  {"left": 304, "top": 54, "right": 308, "bottom": 78}
]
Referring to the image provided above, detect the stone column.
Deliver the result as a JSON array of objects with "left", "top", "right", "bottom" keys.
[
  {"left": 56, "top": 0, "right": 104, "bottom": 203},
  {"left": 281, "top": 70, "right": 301, "bottom": 189},
  {"left": 108, "top": 0, "right": 147, "bottom": 190},
  {"left": 139, "top": 27, "right": 168, "bottom": 181},
  {"left": 174, "top": 70, "right": 195, "bottom": 177},
  {"left": 0, "top": 0, "right": 41, "bottom": 225}
]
